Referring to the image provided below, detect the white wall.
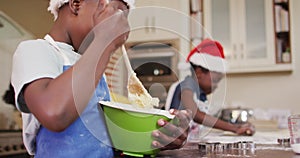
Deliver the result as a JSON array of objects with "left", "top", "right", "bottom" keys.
[
  {"left": 0, "top": 0, "right": 52, "bottom": 38},
  {"left": 0, "top": 49, "right": 14, "bottom": 129},
  {"left": 222, "top": 0, "right": 300, "bottom": 114}
]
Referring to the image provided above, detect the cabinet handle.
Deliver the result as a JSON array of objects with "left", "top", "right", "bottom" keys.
[
  {"left": 240, "top": 44, "right": 244, "bottom": 59},
  {"left": 152, "top": 16, "right": 156, "bottom": 33},
  {"left": 240, "top": 53, "right": 244, "bottom": 59},
  {"left": 233, "top": 44, "right": 237, "bottom": 59},
  {"left": 234, "top": 53, "right": 238, "bottom": 60},
  {"left": 145, "top": 17, "right": 149, "bottom": 33}
]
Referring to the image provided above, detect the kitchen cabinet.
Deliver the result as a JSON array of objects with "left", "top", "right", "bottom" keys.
[
  {"left": 127, "top": 0, "right": 190, "bottom": 42},
  {"left": 126, "top": 0, "right": 192, "bottom": 80},
  {"left": 203, "top": 0, "right": 293, "bottom": 73}
]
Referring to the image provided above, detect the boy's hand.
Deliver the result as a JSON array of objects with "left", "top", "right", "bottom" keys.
[{"left": 92, "top": 0, "right": 130, "bottom": 51}]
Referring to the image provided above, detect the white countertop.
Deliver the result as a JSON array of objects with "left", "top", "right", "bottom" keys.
[{"left": 190, "top": 127, "right": 290, "bottom": 145}]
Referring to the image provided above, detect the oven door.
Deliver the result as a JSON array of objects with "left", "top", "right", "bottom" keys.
[
  {"left": 127, "top": 43, "right": 179, "bottom": 108},
  {"left": 130, "top": 52, "right": 177, "bottom": 81},
  {"left": 128, "top": 44, "right": 178, "bottom": 83}
]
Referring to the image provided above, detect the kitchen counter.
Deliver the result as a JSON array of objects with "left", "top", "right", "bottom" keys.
[
  {"left": 157, "top": 128, "right": 298, "bottom": 158},
  {"left": 114, "top": 128, "right": 298, "bottom": 157},
  {"left": 157, "top": 143, "right": 297, "bottom": 158}
]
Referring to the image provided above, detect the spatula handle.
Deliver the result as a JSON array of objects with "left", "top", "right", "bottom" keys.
[{"left": 121, "top": 45, "right": 134, "bottom": 73}]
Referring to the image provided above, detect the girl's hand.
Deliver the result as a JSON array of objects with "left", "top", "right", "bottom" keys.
[{"left": 151, "top": 109, "right": 192, "bottom": 150}]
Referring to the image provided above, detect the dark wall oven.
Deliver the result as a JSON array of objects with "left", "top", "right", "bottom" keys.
[
  {"left": 127, "top": 43, "right": 179, "bottom": 108},
  {"left": 0, "top": 130, "right": 30, "bottom": 158}
]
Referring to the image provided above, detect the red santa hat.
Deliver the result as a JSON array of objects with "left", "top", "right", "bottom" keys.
[{"left": 186, "top": 39, "right": 227, "bottom": 73}]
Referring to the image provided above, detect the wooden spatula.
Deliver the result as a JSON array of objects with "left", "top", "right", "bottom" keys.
[{"left": 121, "top": 45, "right": 159, "bottom": 108}]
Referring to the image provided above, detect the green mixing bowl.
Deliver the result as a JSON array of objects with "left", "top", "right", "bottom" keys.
[{"left": 99, "top": 101, "right": 174, "bottom": 157}]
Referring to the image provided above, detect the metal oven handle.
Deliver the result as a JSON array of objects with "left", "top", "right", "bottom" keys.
[{"left": 129, "top": 51, "right": 175, "bottom": 59}]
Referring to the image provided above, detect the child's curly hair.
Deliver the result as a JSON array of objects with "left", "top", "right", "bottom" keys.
[{"left": 2, "top": 83, "right": 15, "bottom": 106}]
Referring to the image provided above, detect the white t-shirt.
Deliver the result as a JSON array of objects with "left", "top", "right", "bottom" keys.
[
  {"left": 11, "top": 36, "right": 81, "bottom": 155},
  {"left": 12, "top": 38, "right": 80, "bottom": 107}
]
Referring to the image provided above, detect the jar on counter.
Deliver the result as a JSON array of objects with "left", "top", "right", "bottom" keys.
[{"left": 288, "top": 114, "right": 300, "bottom": 154}]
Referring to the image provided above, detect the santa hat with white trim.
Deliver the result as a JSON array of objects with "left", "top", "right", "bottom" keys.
[{"left": 186, "top": 38, "right": 227, "bottom": 73}]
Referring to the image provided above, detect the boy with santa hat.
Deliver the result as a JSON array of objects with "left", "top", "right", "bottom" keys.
[{"left": 170, "top": 39, "right": 255, "bottom": 138}]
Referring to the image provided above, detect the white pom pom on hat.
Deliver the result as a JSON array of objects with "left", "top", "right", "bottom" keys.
[
  {"left": 186, "top": 38, "right": 227, "bottom": 73},
  {"left": 47, "top": 0, "right": 135, "bottom": 21}
]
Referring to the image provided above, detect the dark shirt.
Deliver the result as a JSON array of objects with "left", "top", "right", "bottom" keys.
[{"left": 170, "top": 76, "right": 207, "bottom": 110}]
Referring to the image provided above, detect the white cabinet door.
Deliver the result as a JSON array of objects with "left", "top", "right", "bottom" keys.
[
  {"left": 203, "top": 0, "right": 279, "bottom": 73},
  {"left": 239, "top": 0, "right": 275, "bottom": 67},
  {"left": 127, "top": 0, "right": 189, "bottom": 42}
]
